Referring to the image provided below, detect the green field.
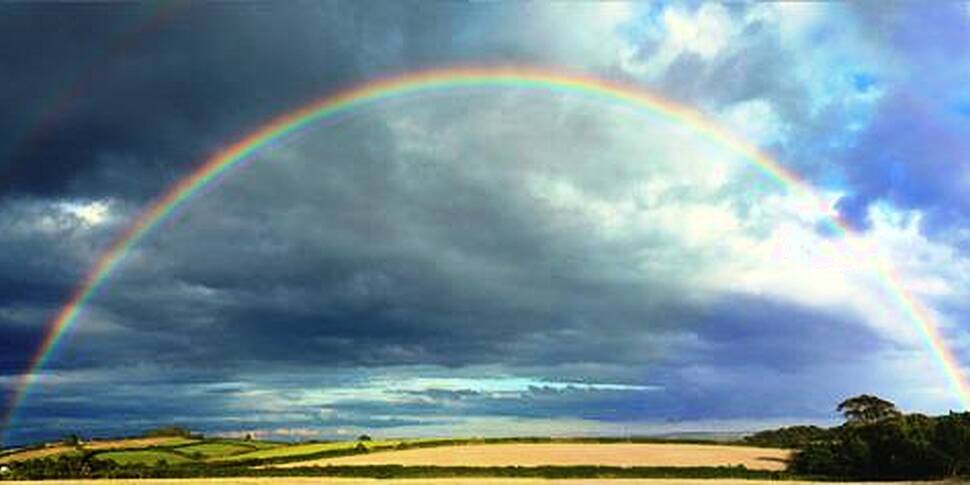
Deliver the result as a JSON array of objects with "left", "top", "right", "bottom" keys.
[
  {"left": 174, "top": 441, "right": 262, "bottom": 460},
  {"left": 227, "top": 439, "right": 285, "bottom": 450},
  {"left": 148, "top": 437, "right": 201, "bottom": 448},
  {"left": 96, "top": 449, "right": 193, "bottom": 466},
  {"left": 88, "top": 438, "right": 288, "bottom": 464}
]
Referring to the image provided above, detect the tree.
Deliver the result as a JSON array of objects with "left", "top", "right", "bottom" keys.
[
  {"left": 744, "top": 425, "right": 832, "bottom": 448},
  {"left": 61, "top": 433, "right": 82, "bottom": 447},
  {"left": 837, "top": 394, "right": 901, "bottom": 425},
  {"left": 357, "top": 434, "right": 372, "bottom": 442},
  {"left": 933, "top": 412, "right": 970, "bottom": 476},
  {"left": 144, "top": 426, "right": 192, "bottom": 438}
]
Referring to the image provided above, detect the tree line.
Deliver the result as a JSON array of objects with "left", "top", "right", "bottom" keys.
[{"left": 746, "top": 394, "right": 970, "bottom": 480}]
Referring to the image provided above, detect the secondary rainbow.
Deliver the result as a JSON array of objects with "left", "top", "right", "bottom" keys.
[
  {"left": 3, "top": 66, "right": 967, "bottom": 442},
  {"left": 9, "top": 1, "right": 186, "bottom": 174}
]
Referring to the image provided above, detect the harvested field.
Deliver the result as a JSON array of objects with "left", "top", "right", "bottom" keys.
[
  {"left": 0, "top": 446, "right": 80, "bottom": 464},
  {"left": 8, "top": 478, "right": 943, "bottom": 485},
  {"left": 85, "top": 437, "right": 198, "bottom": 450},
  {"left": 278, "top": 443, "right": 791, "bottom": 470}
]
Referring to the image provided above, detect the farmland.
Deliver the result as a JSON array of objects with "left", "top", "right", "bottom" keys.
[
  {"left": 0, "top": 435, "right": 797, "bottom": 480},
  {"left": 95, "top": 450, "right": 193, "bottom": 467},
  {"left": 0, "top": 436, "right": 198, "bottom": 465},
  {"left": 0, "top": 433, "right": 953, "bottom": 483},
  {"left": 0, "top": 436, "right": 291, "bottom": 467},
  {"left": 218, "top": 441, "right": 398, "bottom": 463},
  {"left": 3, "top": 410, "right": 966, "bottom": 482},
  {"left": 176, "top": 441, "right": 274, "bottom": 460},
  {"left": 277, "top": 443, "right": 791, "bottom": 470}
]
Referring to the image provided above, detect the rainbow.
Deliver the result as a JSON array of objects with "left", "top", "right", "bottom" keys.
[
  {"left": 3, "top": 66, "right": 967, "bottom": 442},
  {"left": 7, "top": 1, "right": 185, "bottom": 173}
]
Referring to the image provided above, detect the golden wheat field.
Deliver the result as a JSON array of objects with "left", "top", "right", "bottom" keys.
[
  {"left": 9, "top": 478, "right": 947, "bottom": 485},
  {"left": 276, "top": 443, "right": 791, "bottom": 470}
]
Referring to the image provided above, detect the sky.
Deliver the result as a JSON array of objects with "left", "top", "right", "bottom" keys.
[{"left": 2, "top": 2, "right": 970, "bottom": 446}]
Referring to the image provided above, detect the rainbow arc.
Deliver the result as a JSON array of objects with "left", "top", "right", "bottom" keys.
[{"left": 3, "top": 67, "right": 966, "bottom": 444}]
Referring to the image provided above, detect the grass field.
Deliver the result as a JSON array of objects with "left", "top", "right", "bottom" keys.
[
  {"left": 174, "top": 442, "right": 262, "bottom": 460},
  {"left": 277, "top": 443, "right": 791, "bottom": 471},
  {"left": 225, "top": 440, "right": 284, "bottom": 451},
  {"left": 95, "top": 449, "right": 194, "bottom": 466},
  {"left": 0, "top": 436, "right": 365, "bottom": 467}
]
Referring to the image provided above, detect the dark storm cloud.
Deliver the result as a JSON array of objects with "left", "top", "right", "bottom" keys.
[
  {"left": 8, "top": 372, "right": 250, "bottom": 444},
  {"left": 0, "top": 2, "right": 510, "bottom": 200},
  {"left": 690, "top": 295, "right": 889, "bottom": 372},
  {"left": 0, "top": 324, "right": 41, "bottom": 376},
  {"left": 0, "top": 198, "right": 128, "bottom": 376},
  {"left": 1, "top": 3, "right": 358, "bottom": 198},
  {"left": 635, "top": 295, "right": 898, "bottom": 420},
  {"left": 125, "top": 289, "right": 890, "bottom": 428},
  {"left": 323, "top": 386, "right": 661, "bottom": 423},
  {"left": 3, "top": 291, "right": 890, "bottom": 444},
  {"left": 0, "top": 0, "right": 530, "bottom": 415},
  {"left": 36, "top": 99, "right": 682, "bottom": 373}
]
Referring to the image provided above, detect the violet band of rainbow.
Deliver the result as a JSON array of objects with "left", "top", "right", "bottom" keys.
[{"left": 3, "top": 66, "right": 966, "bottom": 443}]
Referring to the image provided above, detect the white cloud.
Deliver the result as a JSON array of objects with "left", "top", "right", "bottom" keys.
[
  {"left": 662, "top": 3, "right": 733, "bottom": 59},
  {"left": 718, "top": 99, "right": 790, "bottom": 146},
  {"left": 55, "top": 200, "right": 111, "bottom": 227},
  {"left": 385, "top": 376, "right": 657, "bottom": 394},
  {"left": 276, "top": 375, "right": 658, "bottom": 409},
  {"left": 9, "top": 199, "right": 114, "bottom": 237},
  {"left": 529, "top": 2, "right": 638, "bottom": 71},
  {"left": 620, "top": 3, "right": 737, "bottom": 79}
]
